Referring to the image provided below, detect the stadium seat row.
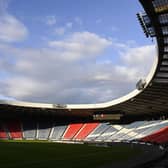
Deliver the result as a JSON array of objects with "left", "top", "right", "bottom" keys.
[{"left": 0, "top": 120, "right": 168, "bottom": 144}]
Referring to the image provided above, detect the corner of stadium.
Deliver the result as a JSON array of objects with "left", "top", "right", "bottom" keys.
[{"left": 1, "top": 0, "right": 168, "bottom": 168}]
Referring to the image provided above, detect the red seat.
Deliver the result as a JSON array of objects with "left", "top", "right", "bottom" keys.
[
  {"left": 7, "top": 121, "right": 22, "bottom": 139},
  {"left": 141, "top": 126, "right": 168, "bottom": 144},
  {"left": 152, "top": 128, "right": 168, "bottom": 143},
  {"left": 63, "top": 123, "right": 83, "bottom": 140},
  {"left": 74, "top": 123, "right": 99, "bottom": 140}
]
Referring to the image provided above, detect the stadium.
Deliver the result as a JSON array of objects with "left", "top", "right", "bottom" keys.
[{"left": 1, "top": 0, "right": 168, "bottom": 167}]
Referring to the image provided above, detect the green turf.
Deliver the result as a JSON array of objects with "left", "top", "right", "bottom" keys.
[{"left": 0, "top": 140, "right": 142, "bottom": 168}]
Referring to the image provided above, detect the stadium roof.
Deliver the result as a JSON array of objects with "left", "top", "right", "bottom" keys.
[{"left": 0, "top": 0, "right": 168, "bottom": 122}]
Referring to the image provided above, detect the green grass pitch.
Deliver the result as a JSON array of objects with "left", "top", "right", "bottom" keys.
[{"left": 0, "top": 140, "right": 142, "bottom": 168}]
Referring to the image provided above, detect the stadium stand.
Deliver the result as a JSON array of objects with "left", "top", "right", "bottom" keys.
[
  {"left": 6, "top": 121, "right": 22, "bottom": 139},
  {"left": 63, "top": 123, "right": 84, "bottom": 140},
  {"left": 85, "top": 123, "right": 110, "bottom": 141},
  {"left": 108, "top": 124, "right": 141, "bottom": 141},
  {"left": 37, "top": 122, "right": 52, "bottom": 140},
  {"left": 115, "top": 121, "right": 147, "bottom": 141},
  {"left": 50, "top": 124, "right": 67, "bottom": 140},
  {"left": 82, "top": 120, "right": 168, "bottom": 144},
  {"left": 125, "top": 121, "right": 156, "bottom": 140},
  {"left": 133, "top": 120, "right": 168, "bottom": 140},
  {"left": 0, "top": 119, "right": 168, "bottom": 144},
  {"left": 22, "top": 121, "right": 37, "bottom": 139},
  {"left": 141, "top": 126, "right": 168, "bottom": 143},
  {"left": 156, "top": 131, "right": 168, "bottom": 143},
  {"left": 95, "top": 125, "right": 120, "bottom": 141},
  {"left": 73, "top": 123, "right": 99, "bottom": 140}
]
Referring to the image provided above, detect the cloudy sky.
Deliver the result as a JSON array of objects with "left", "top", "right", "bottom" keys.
[{"left": 0, "top": 0, "right": 156, "bottom": 104}]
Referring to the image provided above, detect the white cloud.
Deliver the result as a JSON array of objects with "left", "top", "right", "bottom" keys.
[
  {"left": 0, "top": 29, "right": 155, "bottom": 103},
  {"left": 0, "top": 0, "right": 28, "bottom": 43},
  {"left": 45, "top": 15, "right": 57, "bottom": 26},
  {"left": 122, "top": 45, "right": 155, "bottom": 65},
  {"left": 120, "top": 45, "right": 156, "bottom": 77},
  {"left": 0, "top": 14, "right": 28, "bottom": 42},
  {"left": 49, "top": 31, "right": 112, "bottom": 60},
  {"left": 0, "top": 1, "right": 156, "bottom": 104}
]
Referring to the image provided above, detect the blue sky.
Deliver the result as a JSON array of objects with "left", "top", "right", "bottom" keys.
[
  {"left": 0, "top": 0, "right": 156, "bottom": 103},
  {"left": 9, "top": 0, "right": 149, "bottom": 46}
]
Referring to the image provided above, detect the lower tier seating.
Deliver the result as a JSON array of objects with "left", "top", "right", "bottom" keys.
[
  {"left": 0, "top": 124, "right": 8, "bottom": 139},
  {"left": 95, "top": 125, "right": 122, "bottom": 141},
  {"left": 74, "top": 123, "right": 99, "bottom": 140},
  {"left": 6, "top": 121, "right": 22, "bottom": 139},
  {"left": 22, "top": 121, "right": 37, "bottom": 139},
  {"left": 85, "top": 123, "right": 110, "bottom": 141},
  {"left": 1, "top": 120, "right": 168, "bottom": 144},
  {"left": 63, "top": 123, "right": 84, "bottom": 140},
  {"left": 50, "top": 125, "right": 67, "bottom": 140},
  {"left": 38, "top": 122, "right": 52, "bottom": 140},
  {"left": 132, "top": 120, "right": 168, "bottom": 140},
  {"left": 141, "top": 125, "right": 168, "bottom": 143}
]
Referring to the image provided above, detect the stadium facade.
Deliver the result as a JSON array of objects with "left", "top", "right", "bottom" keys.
[{"left": 0, "top": 0, "right": 168, "bottom": 145}]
